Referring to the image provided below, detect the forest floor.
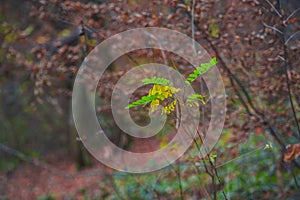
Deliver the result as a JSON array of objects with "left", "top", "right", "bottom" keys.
[
  {"left": 1, "top": 150, "right": 116, "bottom": 200},
  {"left": 0, "top": 136, "right": 168, "bottom": 200}
]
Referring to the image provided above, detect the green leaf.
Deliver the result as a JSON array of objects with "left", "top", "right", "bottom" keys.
[
  {"left": 21, "top": 25, "right": 34, "bottom": 36},
  {"left": 200, "top": 57, "right": 217, "bottom": 68},
  {"left": 187, "top": 94, "right": 205, "bottom": 101},
  {"left": 209, "top": 20, "right": 219, "bottom": 38},
  {"left": 190, "top": 73, "right": 197, "bottom": 78},
  {"left": 0, "top": 23, "right": 9, "bottom": 34},
  {"left": 187, "top": 94, "right": 206, "bottom": 105},
  {"left": 142, "top": 77, "right": 170, "bottom": 86},
  {"left": 125, "top": 94, "right": 158, "bottom": 109},
  {"left": 59, "top": 29, "right": 71, "bottom": 37},
  {"left": 185, "top": 57, "right": 217, "bottom": 85},
  {"left": 4, "top": 33, "right": 15, "bottom": 43}
]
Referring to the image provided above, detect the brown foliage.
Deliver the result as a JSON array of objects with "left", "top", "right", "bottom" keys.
[{"left": 284, "top": 143, "right": 300, "bottom": 162}]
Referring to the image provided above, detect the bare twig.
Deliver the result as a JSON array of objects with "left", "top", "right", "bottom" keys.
[
  {"left": 197, "top": 130, "right": 228, "bottom": 200},
  {"left": 285, "top": 7, "right": 300, "bottom": 23},
  {"left": 268, "top": 0, "right": 300, "bottom": 139},
  {"left": 290, "top": 167, "right": 300, "bottom": 190},
  {"left": 191, "top": 0, "right": 196, "bottom": 53},
  {"left": 284, "top": 30, "right": 300, "bottom": 46},
  {"left": 282, "top": 33, "right": 300, "bottom": 139},
  {"left": 276, "top": 0, "right": 300, "bottom": 188},
  {"left": 176, "top": 163, "right": 184, "bottom": 200},
  {"left": 265, "top": 0, "right": 282, "bottom": 18},
  {"left": 262, "top": 22, "right": 283, "bottom": 34}
]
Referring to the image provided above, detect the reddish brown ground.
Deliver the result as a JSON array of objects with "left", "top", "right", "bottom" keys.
[
  {"left": 0, "top": 137, "right": 169, "bottom": 200},
  {"left": 0, "top": 151, "right": 116, "bottom": 200}
]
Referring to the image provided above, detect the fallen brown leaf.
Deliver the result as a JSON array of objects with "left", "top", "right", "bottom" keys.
[{"left": 284, "top": 144, "right": 300, "bottom": 162}]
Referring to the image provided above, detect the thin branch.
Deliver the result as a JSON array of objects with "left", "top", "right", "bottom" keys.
[
  {"left": 262, "top": 22, "right": 283, "bottom": 34},
  {"left": 201, "top": 28, "right": 289, "bottom": 153},
  {"left": 176, "top": 163, "right": 184, "bottom": 200},
  {"left": 191, "top": 0, "right": 196, "bottom": 53},
  {"left": 285, "top": 30, "right": 300, "bottom": 46},
  {"left": 265, "top": 0, "right": 282, "bottom": 18},
  {"left": 285, "top": 7, "right": 300, "bottom": 23},
  {"left": 282, "top": 46, "right": 300, "bottom": 139},
  {"left": 205, "top": 35, "right": 264, "bottom": 117},
  {"left": 290, "top": 166, "right": 300, "bottom": 190},
  {"left": 274, "top": 0, "right": 300, "bottom": 139},
  {"left": 216, "top": 146, "right": 264, "bottom": 168},
  {"left": 197, "top": 130, "right": 228, "bottom": 200},
  {"left": 210, "top": 159, "right": 228, "bottom": 200}
]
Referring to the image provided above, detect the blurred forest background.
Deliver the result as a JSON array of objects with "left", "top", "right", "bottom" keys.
[{"left": 0, "top": 0, "right": 300, "bottom": 199}]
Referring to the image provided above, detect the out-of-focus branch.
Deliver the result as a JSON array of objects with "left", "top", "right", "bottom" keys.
[
  {"left": 282, "top": 46, "right": 300, "bottom": 139},
  {"left": 265, "top": 0, "right": 282, "bottom": 18},
  {"left": 285, "top": 30, "right": 300, "bottom": 46},
  {"left": 285, "top": 7, "right": 300, "bottom": 23},
  {"left": 262, "top": 22, "right": 283, "bottom": 34},
  {"left": 181, "top": 0, "right": 288, "bottom": 153},
  {"left": 276, "top": 1, "right": 300, "bottom": 139}
]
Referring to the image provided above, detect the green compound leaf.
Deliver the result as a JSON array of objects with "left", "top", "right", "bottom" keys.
[
  {"left": 187, "top": 94, "right": 206, "bottom": 105},
  {"left": 125, "top": 93, "right": 158, "bottom": 109},
  {"left": 187, "top": 94, "right": 206, "bottom": 101},
  {"left": 201, "top": 57, "right": 217, "bottom": 68},
  {"left": 142, "top": 77, "right": 171, "bottom": 86},
  {"left": 185, "top": 57, "right": 217, "bottom": 85}
]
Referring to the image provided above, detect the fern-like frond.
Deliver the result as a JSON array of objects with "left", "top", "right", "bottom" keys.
[
  {"left": 125, "top": 93, "right": 158, "bottom": 109},
  {"left": 185, "top": 57, "right": 217, "bottom": 85},
  {"left": 187, "top": 94, "right": 206, "bottom": 105},
  {"left": 142, "top": 76, "right": 171, "bottom": 86}
]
